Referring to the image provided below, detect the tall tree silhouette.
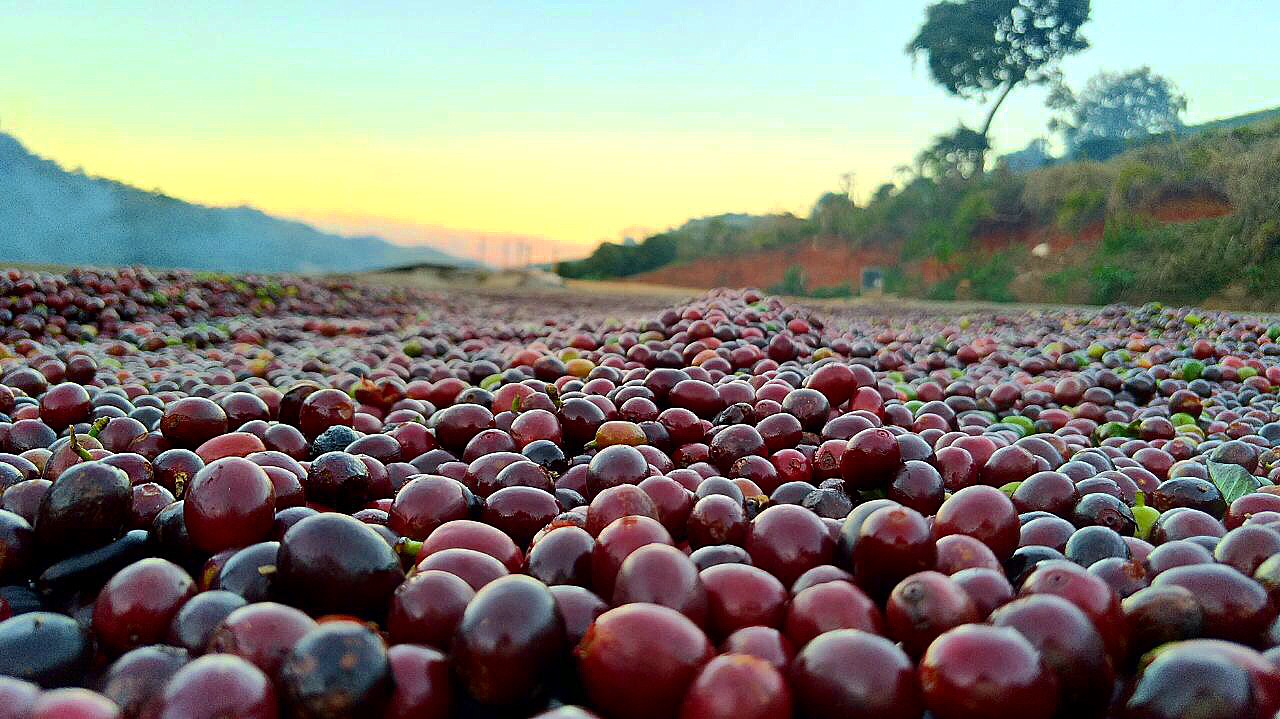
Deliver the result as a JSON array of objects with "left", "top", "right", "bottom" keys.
[{"left": 908, "top": 0, "right": 1091, "bottom": 171}]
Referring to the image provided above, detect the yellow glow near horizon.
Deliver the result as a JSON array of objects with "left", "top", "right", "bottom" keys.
[{"left": 10, "top": 122, "right": 903, "bottom": 254}]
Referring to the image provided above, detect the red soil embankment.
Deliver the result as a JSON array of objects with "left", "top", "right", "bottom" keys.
[
  {"left": 632, "top": 194, "right": 1234, "bottom": 290},
  {"left": 633, "top": 243, "right": 942, "bottom": 291},
  {"left": 1147, "top": 194, "right": 1233, "bottom": 223}
]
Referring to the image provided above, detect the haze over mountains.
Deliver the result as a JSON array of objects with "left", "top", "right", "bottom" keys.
[{"left": 0, "top": 132, "right": 469, "bottom": 273}]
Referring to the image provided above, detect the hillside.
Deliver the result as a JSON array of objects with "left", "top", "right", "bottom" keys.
[
  {"left": 633, "top": 193, "right": 1232, "bottom": 297},
  {"left": 565, "top": 112, "right": 1280, "bottom": 309},
  {"left": 557, "top": 213, "right": 801, "bottom": 280},
  {"left": 0, "top": 133, "right": 469, "bottom": 273},
  {"left": 1185, "top": 106, "right": 1280, "bottom": 135}
]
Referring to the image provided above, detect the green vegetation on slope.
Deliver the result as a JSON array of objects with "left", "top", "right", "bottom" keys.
[
  {"left": 888, "top": 117, "right": 1279, "bottom": 306},
  {"left": 556, "top": 214, "right": 812, "bottom": 280},
  {"left": 559, "top": 116, "right": 1280, "bottom": 307}
]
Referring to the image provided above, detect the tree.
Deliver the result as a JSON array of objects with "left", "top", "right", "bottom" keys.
[
  {"left": 1049, "top": 66, "right": 1187, "bottom": 160},
  {"left": 554, "top": 232, "right": 678, "bottom": 279},
  {"left": 908, "top": 0, "right": 1091, "bottom": 170},
  {"left": 811, "top": 192, "right": 859, "bottom": 241},
  {"left": 916, "top": 125, "right": 991, "bottom": 181}
]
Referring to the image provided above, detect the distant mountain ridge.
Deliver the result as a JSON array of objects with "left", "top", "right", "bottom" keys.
[{"left": 0, "top": 132, "right": 470, "bottom": 273}]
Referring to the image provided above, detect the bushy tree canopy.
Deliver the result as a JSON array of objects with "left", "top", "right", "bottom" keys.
[
  {"left": 908, "top": 0, "right": 1091, "bottom": 99},
  {"left": 810, "top": 192, "right": 860, "bottom": 241},
  {"left": 917, "top": 126, "right": 992, "bottom": 181},
  {"left": 1050, "top": 66, "right": 1187, "bottom": 160}
]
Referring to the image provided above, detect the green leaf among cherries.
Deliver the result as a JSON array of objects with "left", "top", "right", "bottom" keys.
[{"left": 1207, "top": 460, "right": 1266, "bottom": 505}]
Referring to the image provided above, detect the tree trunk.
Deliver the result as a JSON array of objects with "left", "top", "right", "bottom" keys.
[{"left": 977, "top": 80, "right": 1018, "bottom": 174}]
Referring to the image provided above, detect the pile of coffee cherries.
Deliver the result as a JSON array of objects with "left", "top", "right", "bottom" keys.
[{"left": 0, "top": 267, "right": 1279, "bottom": 718}]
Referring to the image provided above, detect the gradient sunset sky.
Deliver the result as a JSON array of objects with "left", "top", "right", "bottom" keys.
[{"left": 3, "top": 1, "right": 1277, "bottom": 263}]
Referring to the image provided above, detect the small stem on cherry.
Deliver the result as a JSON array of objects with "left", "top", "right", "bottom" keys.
[
  {"left": 87, "top": 417, "right": 109, "bottom": 439},
  {"left": 68, "top": 430, "right": 94, "bottom": 461},
  {"left": 396, "top": 538, "right": 424, "bottom": 559}
]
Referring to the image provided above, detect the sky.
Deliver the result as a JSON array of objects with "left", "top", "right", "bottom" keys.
[{"left": 2, "top": 1, "right": 1277, "bottom": 264}]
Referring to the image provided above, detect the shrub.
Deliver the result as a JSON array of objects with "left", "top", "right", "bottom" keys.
[
  {"left": 1022, "top": 162, "right": 1114, "bottom": 222},
  {"left": 966, "top": 256, "right": 1016, "bottom": 302},
  {"left": 1044, "top": 266, "right": 1089, "bottom": 303},
  {"left": 769, "top": 265, "right": 807, "bottom": 296},
  {"left": 1089, "top": 265, "right": 1136, "bottom": 304},
  {"left": 1108, "top": 160, "right": 1165, "bottom": 212},
  {"left": 809, "top": 282, "right": 854, "bottom": 299},
  {"left": 926, "top": 276, "right": 959, "bottom": 301},
  {"left": 1055, "top": 188, "right": 1107, "bottom": 233},
  {"left": 903, "top": 220, "right": 948, "bottom": 262},
  {"left": 882, "top": 266, "right": 908, "bottom": 295},
  {"left": 1099, "top": 218, "right": 1153, "bottom": 256}
]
